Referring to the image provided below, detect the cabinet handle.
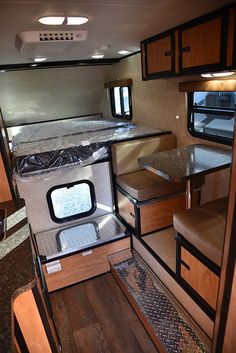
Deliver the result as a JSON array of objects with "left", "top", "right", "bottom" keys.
[
  {"left": 181, "top": 46, "right": 191, "bottom": 53},
  {"left": 180, "top": 260, "right": 190, "bottom": 270},
  {"left": 129, "top": 212, "right": 135, "bottom": 218},
  {"left": 164, "top": 50, "right": 173, "bottom": 57}
]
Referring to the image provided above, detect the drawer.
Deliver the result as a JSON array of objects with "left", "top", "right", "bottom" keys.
[
  {"left": 140, "top": 194, "right": 186, "bottom": 234},
  {"left": 117, "top": 190, "right": 186, "bottom": 235},
  {"left": 43, "top": 238, "right": 130, "bottom": 292},
  {"left": 180, "top": 247, "right": 219, "bottom": 310},
  {"left": 117, "top": 191, "right": 136, "bottom": 229}
]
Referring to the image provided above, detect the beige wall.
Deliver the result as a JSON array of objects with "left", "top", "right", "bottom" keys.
[
  {"left": 103, "top": 53, "right": 231, "bottom": 202},
  {"left": 0, "top": 65, "right": 111, "bottom": 126}
]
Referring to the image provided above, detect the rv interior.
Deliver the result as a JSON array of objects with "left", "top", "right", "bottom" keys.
[{"left": 0, "top": 0, "right": 236, "bottom": 352}]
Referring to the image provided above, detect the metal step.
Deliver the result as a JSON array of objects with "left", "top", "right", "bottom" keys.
[{"left": 109, "top": 249, "right": 211, "bottom": 353}]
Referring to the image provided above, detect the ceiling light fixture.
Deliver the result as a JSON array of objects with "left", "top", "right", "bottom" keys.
[
  {"left": 66, "top": 16, "right": 88, "bottom": 25},
  {"left": 38, "top": 16, "right": 88, "bottom": 26},
  {"left": 201, "top": 71, "right": 235, "bottom": 78},
  {"left": 118, "top": 50, "right": 132, "bottom": 55},
  {"left": 34, "top": 57, "right": 48, "bottom": 62},
  {"left": 91, "top": 54, "right": 104, "bottom": 59},
  {"left": 38, "top": 16, "right": 65, "bottom": 25},
  {"left": 30, "top": 64, "right": 38, "bottom": 67}
]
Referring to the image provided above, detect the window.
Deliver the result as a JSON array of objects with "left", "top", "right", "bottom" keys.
[
  {"left": 188, "top": 91, "right": 235, "bottom": 145},
  {"left": 47, "top": 180, "right": 96, "bottom": 223},
  {"left": 110, "top": 86, "right": 132, "bottom": 120}
]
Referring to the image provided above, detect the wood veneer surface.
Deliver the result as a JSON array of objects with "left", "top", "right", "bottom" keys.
[
  {"left": 50, "top": 273, "right": 159, "bottom": 353},
  {"left": 143, "top": 227, "right": 176, "bottom": 272}
]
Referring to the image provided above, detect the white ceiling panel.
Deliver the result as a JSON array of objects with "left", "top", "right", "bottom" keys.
[{"left": 0, "top": 0, "right": 233, "bottom": 65}]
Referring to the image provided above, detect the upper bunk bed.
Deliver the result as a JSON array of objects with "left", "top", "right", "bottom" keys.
[{"left": 11, "top": 115, "right": 169, "bottom": 177}]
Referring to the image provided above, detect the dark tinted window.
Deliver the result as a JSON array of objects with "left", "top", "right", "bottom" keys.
[{"left": 188, "top": 92, "right": 235, "bottom": 145}]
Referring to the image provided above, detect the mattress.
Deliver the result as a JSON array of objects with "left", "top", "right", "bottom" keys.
[{"left": 12, "top": 116, "right": 167, "bottom": 176}]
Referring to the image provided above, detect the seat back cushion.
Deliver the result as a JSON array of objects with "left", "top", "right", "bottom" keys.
[{"left": 112, "top": 134, "right": 176, "bottom": 176}]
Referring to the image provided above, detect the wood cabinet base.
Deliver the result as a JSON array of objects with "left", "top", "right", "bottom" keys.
[
  {"left": 117, "top": 190, "right": 186, "bottom": 235},
  {"left": 14, "top": 286, "right": 60, "bottom": 353},
  {"left": 43, "top": 238, "right": 130, "bottom": 292}
]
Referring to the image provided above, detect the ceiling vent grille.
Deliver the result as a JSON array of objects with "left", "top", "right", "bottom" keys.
[
  {"left": 38, "top": 31, "right": 88, "bottom": 42},
  {"left": 15, "top": 31, "right": 88, "bottom": 55}
]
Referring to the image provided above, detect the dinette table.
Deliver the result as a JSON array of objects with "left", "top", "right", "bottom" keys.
[{"left": 138, "top": 144, "right": 232, "bottom": 209}]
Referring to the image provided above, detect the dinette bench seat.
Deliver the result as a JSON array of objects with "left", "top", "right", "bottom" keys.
[
  {"left": 111, "top": 133, "right": 187, "bottom": 235},
  {"left": 116, "top": 170, "right": 185, "bottom": 201},
  {"left": 174, "top": 197, "right": 228, "bottom": 312}
]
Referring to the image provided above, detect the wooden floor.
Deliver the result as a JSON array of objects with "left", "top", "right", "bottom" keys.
[{"left": 50, "top": 273, "right": 159, "bottom": 353}]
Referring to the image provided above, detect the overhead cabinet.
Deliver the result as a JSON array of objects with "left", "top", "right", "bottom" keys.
[
  {"left": 179, "top": 14, "right": 226, "bottom": 73},
  {"left": 143, "top": 31, "right": 175, "bottom": 78},
  {"left": 141, "top": 4, "right": 235, "bottom": 79}
]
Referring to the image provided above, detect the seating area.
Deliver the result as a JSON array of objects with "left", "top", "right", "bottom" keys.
[
  {"left": 174, "top": 197, "right": 228, "bottom": 313},
  {"left": 111, "top": 134, "right": 186, "bottom": 235},
  {"left": 111, "top": 133, "right": 228, "bottom": 318}
]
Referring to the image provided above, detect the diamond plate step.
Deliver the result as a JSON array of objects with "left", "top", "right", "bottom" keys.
[{"left": 109, "top": 249, "right": 211, "bottom": 353}]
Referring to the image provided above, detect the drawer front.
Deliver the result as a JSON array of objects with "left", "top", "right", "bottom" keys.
[
  {"left": 43, "top": 238, "right": 130, "bottom": 292},
  {"left": 117, "top": 191, "right": 136, "bottom": 228},
  {"left": 140, "top": 193, "right": 186, "bottom": 234},
  {"left": 180, "top": 247, "right": 219, "bottom": 310}
]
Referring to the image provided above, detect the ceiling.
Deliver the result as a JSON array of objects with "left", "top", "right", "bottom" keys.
[{"left": 0, "top": 0, "right": 233, "bottom": 67}]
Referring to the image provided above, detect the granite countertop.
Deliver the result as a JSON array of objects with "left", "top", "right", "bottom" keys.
[
  {"left": 138, "top": 144, "right": 232, "bottom": 182},
  {"left": 0, "top": 199, "right": 36, "bottom": 353}
]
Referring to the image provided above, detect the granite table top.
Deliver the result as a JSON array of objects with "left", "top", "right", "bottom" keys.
[
  {"left": 138, "top": 144, "right": 232, "bottom": 182},
  {"left": 0, "top": 199, "right": 36, "bottom": 353}
]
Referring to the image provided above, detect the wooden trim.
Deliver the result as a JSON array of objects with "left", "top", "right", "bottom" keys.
[
  {"left": 140, "top": 42, "right": 147, "bottom": 79},
  {"left": 104, "top": 79, "right": 132, "bottom": 89},
  {"left": 226, "top": 7, "right": 235, "bottom": 67},
  {"left": 14, "top": 289, "right": 52, "bottom": 353},
  {"left": 175, "top": 30, "right": 179, "bottom": 73},
  {"left": 179, "top": 79, "right": 236, "bottom": 92}
]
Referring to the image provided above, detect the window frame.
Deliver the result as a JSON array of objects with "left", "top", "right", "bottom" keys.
[
  {"left": 187, "top": 92, "right": 235, "bottom": 146},
  {"left": 47, "top": 179, "right": 96, "bottom": 224},
  {"left": 110, "top": 85, "right": 132, "bottom": 120}
]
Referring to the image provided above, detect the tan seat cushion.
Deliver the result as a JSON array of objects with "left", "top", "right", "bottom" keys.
[
  {"left": 117, "top": 170, "right": 185, "bottom": 201},
  {"left": 173, "top": 197, "right": 228, "bottom": 267},
  {"left": 112, "top": 134, "right": 176, "bottom": 176}
]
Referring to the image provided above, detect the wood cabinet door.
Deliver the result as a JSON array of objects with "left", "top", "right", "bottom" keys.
[
  {"left": 180, "top": 247, "right": 219, "bottom": 310},
  {"left": 144, "top": 32, "right": 175, "bottom": 78},
  {"left": 179, "top": 14, "right": 226, "bottom": 72}
]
